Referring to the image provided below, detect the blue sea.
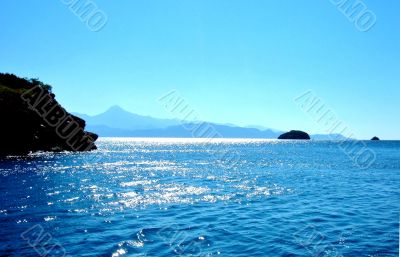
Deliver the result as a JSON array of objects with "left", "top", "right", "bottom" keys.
[{"left": 1, "top": 138, "right": 399, "bottom": 257}]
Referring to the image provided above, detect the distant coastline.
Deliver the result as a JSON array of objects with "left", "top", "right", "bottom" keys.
[{"left": 74, "top": 106, "right": 349, "bottom": 140}]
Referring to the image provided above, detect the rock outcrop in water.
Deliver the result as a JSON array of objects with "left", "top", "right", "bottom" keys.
[
  {"left": 371, "top": 136, "right": 380, "bottom": 141},
  {"left": 278, "top": 130, "right": 310, "bottom": 140},
  {"left": 0, "top": 73, "right": 98, "bottom": 156}
]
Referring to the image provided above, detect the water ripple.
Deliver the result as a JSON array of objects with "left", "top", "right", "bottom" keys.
[{"left": 0, "top": 139, "right": 399, "bottom": 256}]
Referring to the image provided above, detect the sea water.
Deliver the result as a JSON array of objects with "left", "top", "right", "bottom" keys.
[{"left": 1, "top": 138, "right": 399, "bottom": 256}]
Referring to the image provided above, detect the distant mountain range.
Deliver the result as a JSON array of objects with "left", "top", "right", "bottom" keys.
[
  {"left": 74, "top": 105, "right": 180, "bottom": 130},
  {"left": 74, "top": 106, "right": 346, "bottom": 140}
]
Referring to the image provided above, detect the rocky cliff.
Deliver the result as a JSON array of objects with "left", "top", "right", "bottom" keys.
[{"left": 0, "top": 73, "right": 98, "bottom": 156}]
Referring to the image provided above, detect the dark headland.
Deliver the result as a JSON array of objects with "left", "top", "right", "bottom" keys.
[
  {"left": 371, "top": 136, "right": 380, "bottom": 141},
  {"left": 0, "top": 73, "right": 98, "bottom": 156},
  {"left": 278, "top": 130, "right": 311, "bottom": 140}
]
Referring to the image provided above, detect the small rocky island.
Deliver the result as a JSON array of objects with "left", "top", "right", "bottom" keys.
[
  {"left": 0, "top": 73, "right": 98, "bottom": 156},
  {"left": 371, "top": 136, "right": 380, "bottom": 141},
  {"left": 278, "top": 130, "right": 311, "bottom": 140}
]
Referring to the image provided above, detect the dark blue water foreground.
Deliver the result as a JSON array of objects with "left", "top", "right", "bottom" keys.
[{"left": 1, "top": 139, "right": 399, "bottom": 256}]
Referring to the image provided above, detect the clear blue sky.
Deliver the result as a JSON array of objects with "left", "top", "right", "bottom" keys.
[{"left": 1, "top": 1, "right": 399, "bottom": 139}]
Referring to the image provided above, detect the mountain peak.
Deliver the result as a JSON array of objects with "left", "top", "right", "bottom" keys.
[{"left": 106, "top": 105, "right": 126, "bottom": 112}]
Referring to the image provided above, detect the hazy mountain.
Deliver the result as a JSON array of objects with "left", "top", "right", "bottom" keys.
[
  {"left": 86, "top": 123, "right": 281, "bottom": 138},
  {"left": 311, "top": 134, "right": 349, "bottom": 140},
  {"left": 74, "top": 105, "right": 180, "bottom": 130},
  {"left": 75, "top": 105, "right": 346, "bottom": 139}
]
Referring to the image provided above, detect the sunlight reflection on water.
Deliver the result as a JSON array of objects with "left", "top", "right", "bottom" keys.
[{"left": 0, "top": 138, "right": 399, "bottom": 256}]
